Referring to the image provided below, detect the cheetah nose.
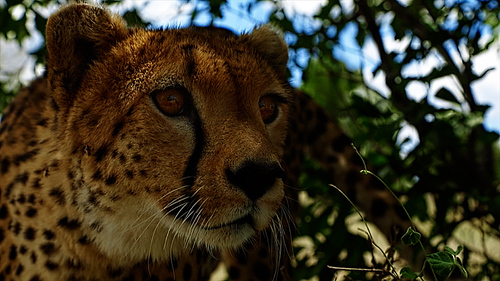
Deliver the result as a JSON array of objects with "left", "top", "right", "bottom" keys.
[{"left": 226, "top": 160, "right": 285, "bottom": 201}]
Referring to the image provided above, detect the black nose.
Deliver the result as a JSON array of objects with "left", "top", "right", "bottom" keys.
[{"left": 226, "top": 160, "right": 285, "bottom": 201}]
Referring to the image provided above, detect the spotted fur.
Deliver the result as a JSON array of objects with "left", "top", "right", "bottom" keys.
[{"left": 0, "top": 3, "right": 409, "bottom": 281}]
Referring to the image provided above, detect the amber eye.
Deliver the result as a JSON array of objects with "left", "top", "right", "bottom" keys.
[
  {"left": 152, "top": 88, "right": 187, "bottom": 116},
  {"left": 259, "top": 95, "right": 279, "bottom": 124}
]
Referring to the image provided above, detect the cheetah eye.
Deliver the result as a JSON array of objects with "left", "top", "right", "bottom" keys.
[
  {"left": 152, "top": 88, "right": 188, "bottom": 117},
  {"left": 259, "top": 95, "right": 279, "bottom": 124}
]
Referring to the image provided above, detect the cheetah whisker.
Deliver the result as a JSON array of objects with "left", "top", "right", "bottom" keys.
[{"left": 124, "top": 186, "right": 188, "bottom": 233}]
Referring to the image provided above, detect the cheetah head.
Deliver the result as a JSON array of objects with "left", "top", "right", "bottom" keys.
[{"left": 44, "top": 4, "right": 290, "bottom": 264}]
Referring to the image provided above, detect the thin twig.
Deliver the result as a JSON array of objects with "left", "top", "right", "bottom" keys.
[{"left": 327, "top": 266, "right": 384, "bottom": 273}]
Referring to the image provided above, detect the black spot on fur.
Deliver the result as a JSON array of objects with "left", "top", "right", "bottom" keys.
[
  {"left": 15, "top": 264, "right": 24, "bottom": 276},
  {"left": 4, "top": 183, "right": 14, "bottom": 198},
  {"left": 125, "top": 170, "right": 134, "bottom": 179},
  {"left": 0, "top": 227, "right": 4, "bottom": 243},
  {"left": 36, "top": 118, "right": 48, "bottom": 127},
  {"left": 25, "top": 208, "right": 37, "bottom": 217},
  {"left": 19, "top": 245, "right": 27, "bottom": 254},
  {"left": 0, "top": 157, "right": 11, "bottom": 174},
  {"left": 57, "top": 217, "right": 81, "bottom": 230},
  {"left": 13, "top": 149, "right": 40, "bottom": 165},
  {"left": 17, "top": 194, "right": 26, "bottom": 204},
  {"left": 24, "top": 227, "right": 36, "bottom": 240},
  {"left": 95, "top": 146, "right": 108, "bottom": 162},
  {"left": 11, "top": 222, "right": 21, "bottom": 235},
  {"left": 71, "top": 179, "right": 84, "bottom": 190},
  {"left": 29, "top": 276, "right": 41, "bottom": 281},
  {"left": 105, "top": 175, "right": 117, "bottom": 185},
  {"left": 45, "top": 261, "right": 59, "bottom": 270},
  {"left": 27, "top": 194, "right": 36, "bottom": 204},
  {"left": 132, "top": 154, "right": 142, "bottom": 162},
  {"left": 9, "top": 245, "right": 17, "bottom": 260},
  {"left": 40, "top": 242, "right": 56, "bottom": 255},
  {"left": 0, "top": 205, "right": 8, "bottom": 219},
  {"left": 15, "top": 172, "right": 29, "bottom": 185},
  {"left": 88, "top": 192, "right": 98, "bottom": 206},
  {"left": 78, "top": 235, "right": 91, "bottom": 245},
  {"left": 90, "top": 221, "right": 103, "bottom": 232},
  {"left": 119, "top": 154, "right": 126, "bottom": 164},
  {"left": 30, "top": 252, "right": 37, "bottom": 264},
  {"left": 31, "top": 178, "right": 42, "bottom": 189},
  {"left": 49, "top": 187, "right": 65, "bottom": 205},
  {"left": 92, "top": 170, "right": 103, "bottom": 180}
]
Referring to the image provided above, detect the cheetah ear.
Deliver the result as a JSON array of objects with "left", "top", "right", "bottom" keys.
[
  {"left": 45, "top": 3, "right": 128, "bottom": 108},
  {"left": 240, "top": 25, "right": 289, "bottom": 77}
]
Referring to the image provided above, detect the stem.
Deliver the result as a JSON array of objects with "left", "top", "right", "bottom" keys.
[
  {"left": 330, "top": 184, "right": 398, "bottom": 276},
  {"left": 327, "top": 266, "right": 384, "bottom": 272},
  {"left": 352, "top": 144, "right": 436, "bottom": 279}
]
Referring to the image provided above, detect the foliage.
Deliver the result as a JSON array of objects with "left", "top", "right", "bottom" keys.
[
  {"left": 1, "top": 0, "right": 499, "bottom": 280},
  {"left": 283, "top": 0, "right": 500, "bottom": 280}
]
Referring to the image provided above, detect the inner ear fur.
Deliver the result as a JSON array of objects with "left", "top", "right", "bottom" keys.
[
  {"left": 240, "top": 25, "right": 289, "bottom": 78},
  {"left": 45, "top": 3, "right": 129, "bottom": 109}
]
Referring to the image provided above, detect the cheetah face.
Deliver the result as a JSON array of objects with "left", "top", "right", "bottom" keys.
[{"left": 44, "top": 4, "right": 290, "bottom": 263}]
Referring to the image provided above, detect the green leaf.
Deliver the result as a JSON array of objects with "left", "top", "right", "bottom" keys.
[
  {"left": 401, "top": 227, "right": 421, "bottom": 246},
  {"left": 426, "top": 251, "right": 455, "bottom": 276},
  {"left": 400, "top": 266, "right": 419, "bottom": 280},
  {"left": 444, "top": 245, "right": 461, "bottom": 255}
]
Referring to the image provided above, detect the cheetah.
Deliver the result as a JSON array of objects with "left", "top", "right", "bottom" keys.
[{"left": 0, "top": 3, "right": 409, "bottom": 281}]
